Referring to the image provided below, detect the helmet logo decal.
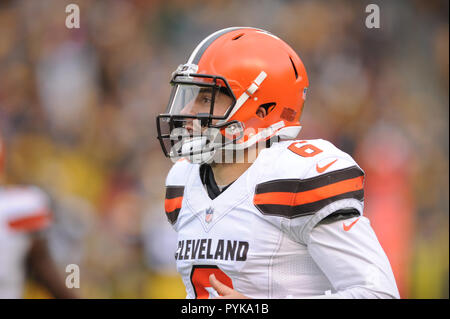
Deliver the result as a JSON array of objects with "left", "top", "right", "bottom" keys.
[{"left": 280, "top": 108, "right": 297, "bottom": 122}]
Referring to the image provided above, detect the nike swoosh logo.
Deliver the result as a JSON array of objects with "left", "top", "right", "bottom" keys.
[
  {"left": 343, "top": 218, "right": 360, "bottom": 231},
  {"left": 316, "top": 159, "right": 338, "bottom": 173}
]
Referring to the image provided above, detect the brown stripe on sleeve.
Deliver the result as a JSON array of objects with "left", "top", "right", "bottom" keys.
[
  {"left": 165, "top": 186, "right": 185, "bottom": 199},
  {"left": 254, "top": 166, "right": 364, "bottom": 219},
  {"left": 165, "top": 186, "right": 184, "bottom": 224}
]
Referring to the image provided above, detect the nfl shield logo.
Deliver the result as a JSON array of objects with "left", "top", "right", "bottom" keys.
[{"left": 205, "top": 207, "right": 214, "bottom": 223}]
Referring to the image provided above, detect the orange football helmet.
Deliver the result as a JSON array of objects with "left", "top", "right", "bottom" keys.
[{"left": 156, "top": 27, "right": 309, "bottom": 163}]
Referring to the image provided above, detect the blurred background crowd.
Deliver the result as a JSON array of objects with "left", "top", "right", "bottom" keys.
[{"left": 0, "top": 0, "right": 448, "bottom": 298}]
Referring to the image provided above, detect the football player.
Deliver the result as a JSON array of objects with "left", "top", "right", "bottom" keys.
[
  {"left": 156, "top": 27, "right": 399, "bottom": 298},
  {"left": 0, "top": 133, "right": 76, "bottom": 298}
]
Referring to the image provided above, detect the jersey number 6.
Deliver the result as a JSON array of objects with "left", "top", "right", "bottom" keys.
[
  {"left": 190, "top": 265, "right": 233, "bottom": 299},
  {"left": 288, "top": 141, "right": 323, "bottom": 157}
]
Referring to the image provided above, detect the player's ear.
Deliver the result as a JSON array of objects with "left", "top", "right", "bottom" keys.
[{"left": 256, "top": 106, "right": 267, "bottom": 118}]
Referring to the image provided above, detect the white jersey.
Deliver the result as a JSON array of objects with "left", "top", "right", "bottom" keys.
[
  {"left": 164, "top": 139, "right": 399, "bottom": 299},
  {"left": 0, "top": 186, "right": 52, "bottom": 299}
]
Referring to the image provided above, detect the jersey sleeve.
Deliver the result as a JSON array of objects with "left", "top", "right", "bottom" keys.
[
  {"left": 5, "top": 186, "right": 52, "bottom": 233},
  {"left": 164, "top": 159, "right": 193, "bottom": 226},
  {"left": 253, "top": 139, "right": 365, "bottom": 245},
  {"left": 294, "top": 156, "right": 365, "bottom": 244},
  {"left": 305, "top": 215, "right": 400, "bottom": 298}
]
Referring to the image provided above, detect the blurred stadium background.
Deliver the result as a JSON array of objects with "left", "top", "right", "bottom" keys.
[{"left": 0, "top": 0, "right": 447, "bottom": 298}]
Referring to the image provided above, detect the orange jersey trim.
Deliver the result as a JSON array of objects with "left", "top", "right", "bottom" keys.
[{"left": 8, "top": 211, "right": 52, "bottom": 232}]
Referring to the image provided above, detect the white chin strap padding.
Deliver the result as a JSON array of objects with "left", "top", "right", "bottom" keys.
[
  {"left": 180, "top": 136, "right": 216, "bottom": 164},
  {"left": 181, "top": 136, "right": 208, "bottom": 154}
]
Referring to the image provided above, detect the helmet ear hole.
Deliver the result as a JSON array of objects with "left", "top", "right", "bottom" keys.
[
  {"left": 257, "top": 102, "right": 276, "bottom": 118},
  {"left": 259, "top": 102, "right": 276, "bottom": 113}
]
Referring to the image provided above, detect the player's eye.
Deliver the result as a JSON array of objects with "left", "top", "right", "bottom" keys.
[{"left": 200, "top": 95, "right": 211, "bottom": 104}]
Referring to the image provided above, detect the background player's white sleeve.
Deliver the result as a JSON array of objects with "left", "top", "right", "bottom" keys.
[
  {"left": 2, "top": 186, "right": 52, "bottom": 233},
  {"left": 304, "top": 216, "right": 400, "bottom": 299}
]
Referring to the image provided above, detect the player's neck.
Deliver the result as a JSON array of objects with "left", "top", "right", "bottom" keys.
[
  {"left": 210, "top": 145, "right": 263, "bottom": 186},
  {"left": 210, "top": 162, "right": 252, "bottom": 187}
]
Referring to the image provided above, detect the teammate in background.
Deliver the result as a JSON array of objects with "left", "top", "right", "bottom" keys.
[
  {"left": 156, "top": 27, "right": 399, "bottom": 299},
  {"left": 0, "top": 133, "right": 77, "bottom": 299}
]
